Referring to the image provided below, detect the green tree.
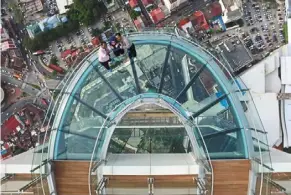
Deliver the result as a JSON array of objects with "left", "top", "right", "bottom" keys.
[
  {"left": 92, "top": 28, "right": 102, "bottom": 37},
  {"left": 69, "top": 0, "right": 108, "bottom": 26},
  {"left": 8, "top": 3, "right": 23, "bottom": 23},
  {"left": 283, "top": 23, "right": 288, "bottom": 43},
  {"left": 129, "top": 9, "right": 140, "bottom": 20},
  {"left": 50, "top": 56, "right": 58, "bottom": 65},
  {"left": 52, "top": 70, "right": 57, "bottom": 76}
]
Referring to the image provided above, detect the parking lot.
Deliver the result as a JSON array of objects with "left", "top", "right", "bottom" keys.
[
  {"left": 44, "top": 0, "right": 59, "bottom": 16},
  {"left": 241, "top": 0, "right": 286, "bottom": 55},
  {"left": 40, "top": 9, "right": 134, "bottom": 69}
]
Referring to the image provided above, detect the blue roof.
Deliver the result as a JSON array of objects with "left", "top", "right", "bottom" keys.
[{"left": 39, "top": 15, "right": 62, "bottom": 31}]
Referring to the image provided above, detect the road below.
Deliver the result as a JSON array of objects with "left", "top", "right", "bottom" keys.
[
  {"left": 2, "top": 74, "right": 39, "bottom": 95},
  {"left": 1, "top": 73, "right": 52, "bottom": 98}
]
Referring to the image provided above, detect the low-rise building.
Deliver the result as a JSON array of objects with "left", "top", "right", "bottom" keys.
[
  {"left": 192, "top": 11, "right": 210, "bottom": 31},
  {"left": 163, "top": 0, "right": 187, "bottom": 12},
  {"left": 56, "top": 0, "right": 73, "bottom": 14},
  {"left": 19, "top": 0, "right": 43, "bottom": 18},
  {"left": 150, "top": 8, "right": 165, "bottom": 24},
  {"left": 134, "top": 16, "right": 146, "bottom": 30},
  {"left": 26, "top": 22, "right": 42, "bottom": 39},
  {"left": 213, "top": 36, "right": 253, "bottom": 73},
  {"left": 1, "top": 39, "right": 17, "bottom": 51},
  {"left": 26, "top": 15, "right": 68, "bottom": 39},
  {"left": 219, "top": 0, "right": 243, "bottom": 24},
  {"left": 0, "top": 26, "right": 10, "bottom": 42}
]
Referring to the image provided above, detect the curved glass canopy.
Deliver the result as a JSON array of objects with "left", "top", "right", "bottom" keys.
[{"left": 49, "top": 32, "right": 252, "bottom": 161}]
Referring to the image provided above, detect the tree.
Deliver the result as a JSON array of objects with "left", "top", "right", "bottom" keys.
[
  {"left": 8, "top": 3, "right": 23, "bottom": 23},
  {"left": 129, "top": 9, "right": 141, "bottom": 20},
  {"left": 69, "top": 0, "right": 108, "bottom": 26},
  {"left": 92, "top": 28, "right": 102, "bottom": 37},
  {"left": 50, "top": 56, "right": 58, "bottom": 65},
  {"left": 52, "top": 70, "right": 57, "bottom": 76}
]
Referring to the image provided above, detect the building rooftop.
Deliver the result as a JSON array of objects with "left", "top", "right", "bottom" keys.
[
  {"left": 56, "top": 0, "right": 73, "bottom": 14},
  {"left": 216, "top": 36, "right": 253, "bottom": 72},
  {"left": 150, "top": 8, "right": 165, "bottom": 24}
]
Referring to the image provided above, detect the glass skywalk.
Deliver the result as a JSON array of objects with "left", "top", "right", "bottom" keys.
[{"left": 46, "top": 31, "right": 255, "bottom": 162}]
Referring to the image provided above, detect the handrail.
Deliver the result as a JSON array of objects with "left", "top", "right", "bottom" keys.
[
  {"left": 264, "top": 176, "right": 287, "bottom": 192},
  {"left": 190, "top": 116, "right": 214, "bottom": 195},
  {"left": 122, "top": 28, "right": 272, "bottom": 194},
  {"left": 96, "top": 177, "right": 108, "bottom": 192},
  {"left": 88, "top": 94, "right": 214, "bottom": 195},
  {"left": 252, "top": 157, "right": 274, "bottom": 171},
  {"left": 1, "top": 174, "right": 14, "bottom": 182},
  {"left": 36, "top": 28, "right": 273, "bottom": 195},
  {"left": 91, "top": 159, "right": 105, "bottom": 173},
  {"left": 31, "top": 47, "right": 100, "bottom": 195},
  {"left": 19, "top": 174, "right": 47, "bottom": 192},
  {"left": 30, "top": 159, "right": 50, "bottom": 173}
]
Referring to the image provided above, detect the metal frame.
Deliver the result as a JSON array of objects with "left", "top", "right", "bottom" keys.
[
  {"left": 89, "top": 61, "right": 124, "bottom": 102},
  {"left": 176, "top": 63, "right": 207, "bottom": 101},
  {"left": 158, "top": 45, "right": 171, "bottom": 93},
  {"left": 130, "top": 58, "right": 141, "bottom": 94}
]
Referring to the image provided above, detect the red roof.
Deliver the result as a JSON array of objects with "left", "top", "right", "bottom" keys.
[
  {"left": 193, "top": 11, "right": 209, "bottom": 31},
  {"left": 178, "top": 18, "right": 190, "bottom": 28},
  {"left": 129, "top": 0, "right": 138, "bottom": 8},
  {"left": 1, "top": 115, "right": 22, "bottom": 140},
  {"left": 71, "top": 50, "right": 78, "bottom": 57},
  {"left": 91, "top": 37, "right": 100, "bottom": 46},
  {"left": 150, "top": 8, "right": 165, "bottom": 24},
  {"left": 211, "top": 2, "right": 222, "bottom": 17},
  {"left": 61, "top": 49, "right": 72, "bottom": 59},
  {"left": 203, "top": 2, "right": 222, "bottom": 20},
  {"left": 134, "top": 19, "right": 143, "bottom": 30},
  {"left": 142, "top": 0, "right": 153, "bottom": 6}
]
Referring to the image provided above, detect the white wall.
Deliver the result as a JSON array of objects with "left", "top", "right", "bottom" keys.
[
  {"left": 103, "top": 153, "right": 199, "bottom": 175},
  {"left": 251, "top": 93, "right": 281, "bottom": 147},
  {"left": 163, "top": 0, "right": 187, "bottom": 11}
]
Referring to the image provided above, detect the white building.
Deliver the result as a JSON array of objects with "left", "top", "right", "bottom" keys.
[
  {"left": 238, "top": 44, "right": 291, "bottom": 148},
  {"left": 0, "top": 26, "right": 10, "bottom": 42},
  {"left": 56, "top": 0, "right": 73, "bottom": 14},
  {"left": 163, "top": 0, "right": 187, "bottom": 12}
]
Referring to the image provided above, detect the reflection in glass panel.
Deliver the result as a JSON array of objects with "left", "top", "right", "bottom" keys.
[
  {"left": 108, "top": 128, "right": 189, "bottom": 154},
  {"left": 193, "top": 97, "right": 247, "bottom": 159},
  {"left": 135, "top": 44, "right": 172, "bottom": 93},
  {"left": 105, "top": 69, "right": 137, "bottom": 100},
  {"left": 159, "top": 47, "right": 188, "bottom": 99},
  {"left": 54, "top": 61, "right": 116, "bottom": 160}
]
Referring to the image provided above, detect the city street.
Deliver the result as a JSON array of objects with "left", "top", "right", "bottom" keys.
[
  {"left": 1, "top": 74, "right": 51, "bottom": 98},
  {"left": 1, "top": 97, "right": 34, "bottom": 122}
]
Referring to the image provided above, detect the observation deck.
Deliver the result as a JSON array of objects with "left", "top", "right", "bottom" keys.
[{"left": 2, "top": 29, "right": 290, "bottom": 195}]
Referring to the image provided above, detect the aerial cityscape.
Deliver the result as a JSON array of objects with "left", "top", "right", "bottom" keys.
[{"left": 1, "top": 0, "right": 291, "bottom": 194}]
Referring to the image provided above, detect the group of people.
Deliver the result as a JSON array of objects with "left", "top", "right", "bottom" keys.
[{"left": 98, "top": 33, "right": 137, "bottom": 71}]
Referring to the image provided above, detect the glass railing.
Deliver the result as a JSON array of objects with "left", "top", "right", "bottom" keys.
[
  {"left": 32, "top": 28, "right": 278, "bottom": 195},
  {"left": 30, "top": 48, "right": 100, "bottom": 195},
  {"left": 123, "top": 28, "right": 273, "bottom": 194},
  {"left": 88, "top": 93, "right": 214, "bottom": 195},
  {"left": 235, "top": 80, "right": 274, "bottom": 195}
]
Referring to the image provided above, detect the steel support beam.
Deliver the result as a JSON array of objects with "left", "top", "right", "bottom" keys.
[
  {"left": 130, "top": 58, "right": 141, "bottom": 94},
  {"left": 158, "top": 45, "right": 171, "bottom": 93},
  {"left": 176, "top": 63, "right": 207, "bottom": 101},
  {"left": 191, "top": 93, "right": 228, "bottom": 118},
  {"left": 90, "top": 63, "right": 124, "bottom": 102},
  {"left": 201, "top": 127, "right": 242, "bottom": 140},
  {"left": 73, "top": 95, "right": 107, "bottom": 119},
  {"left": 61, "top": 91, "right": 107, "bottom": 119}
]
